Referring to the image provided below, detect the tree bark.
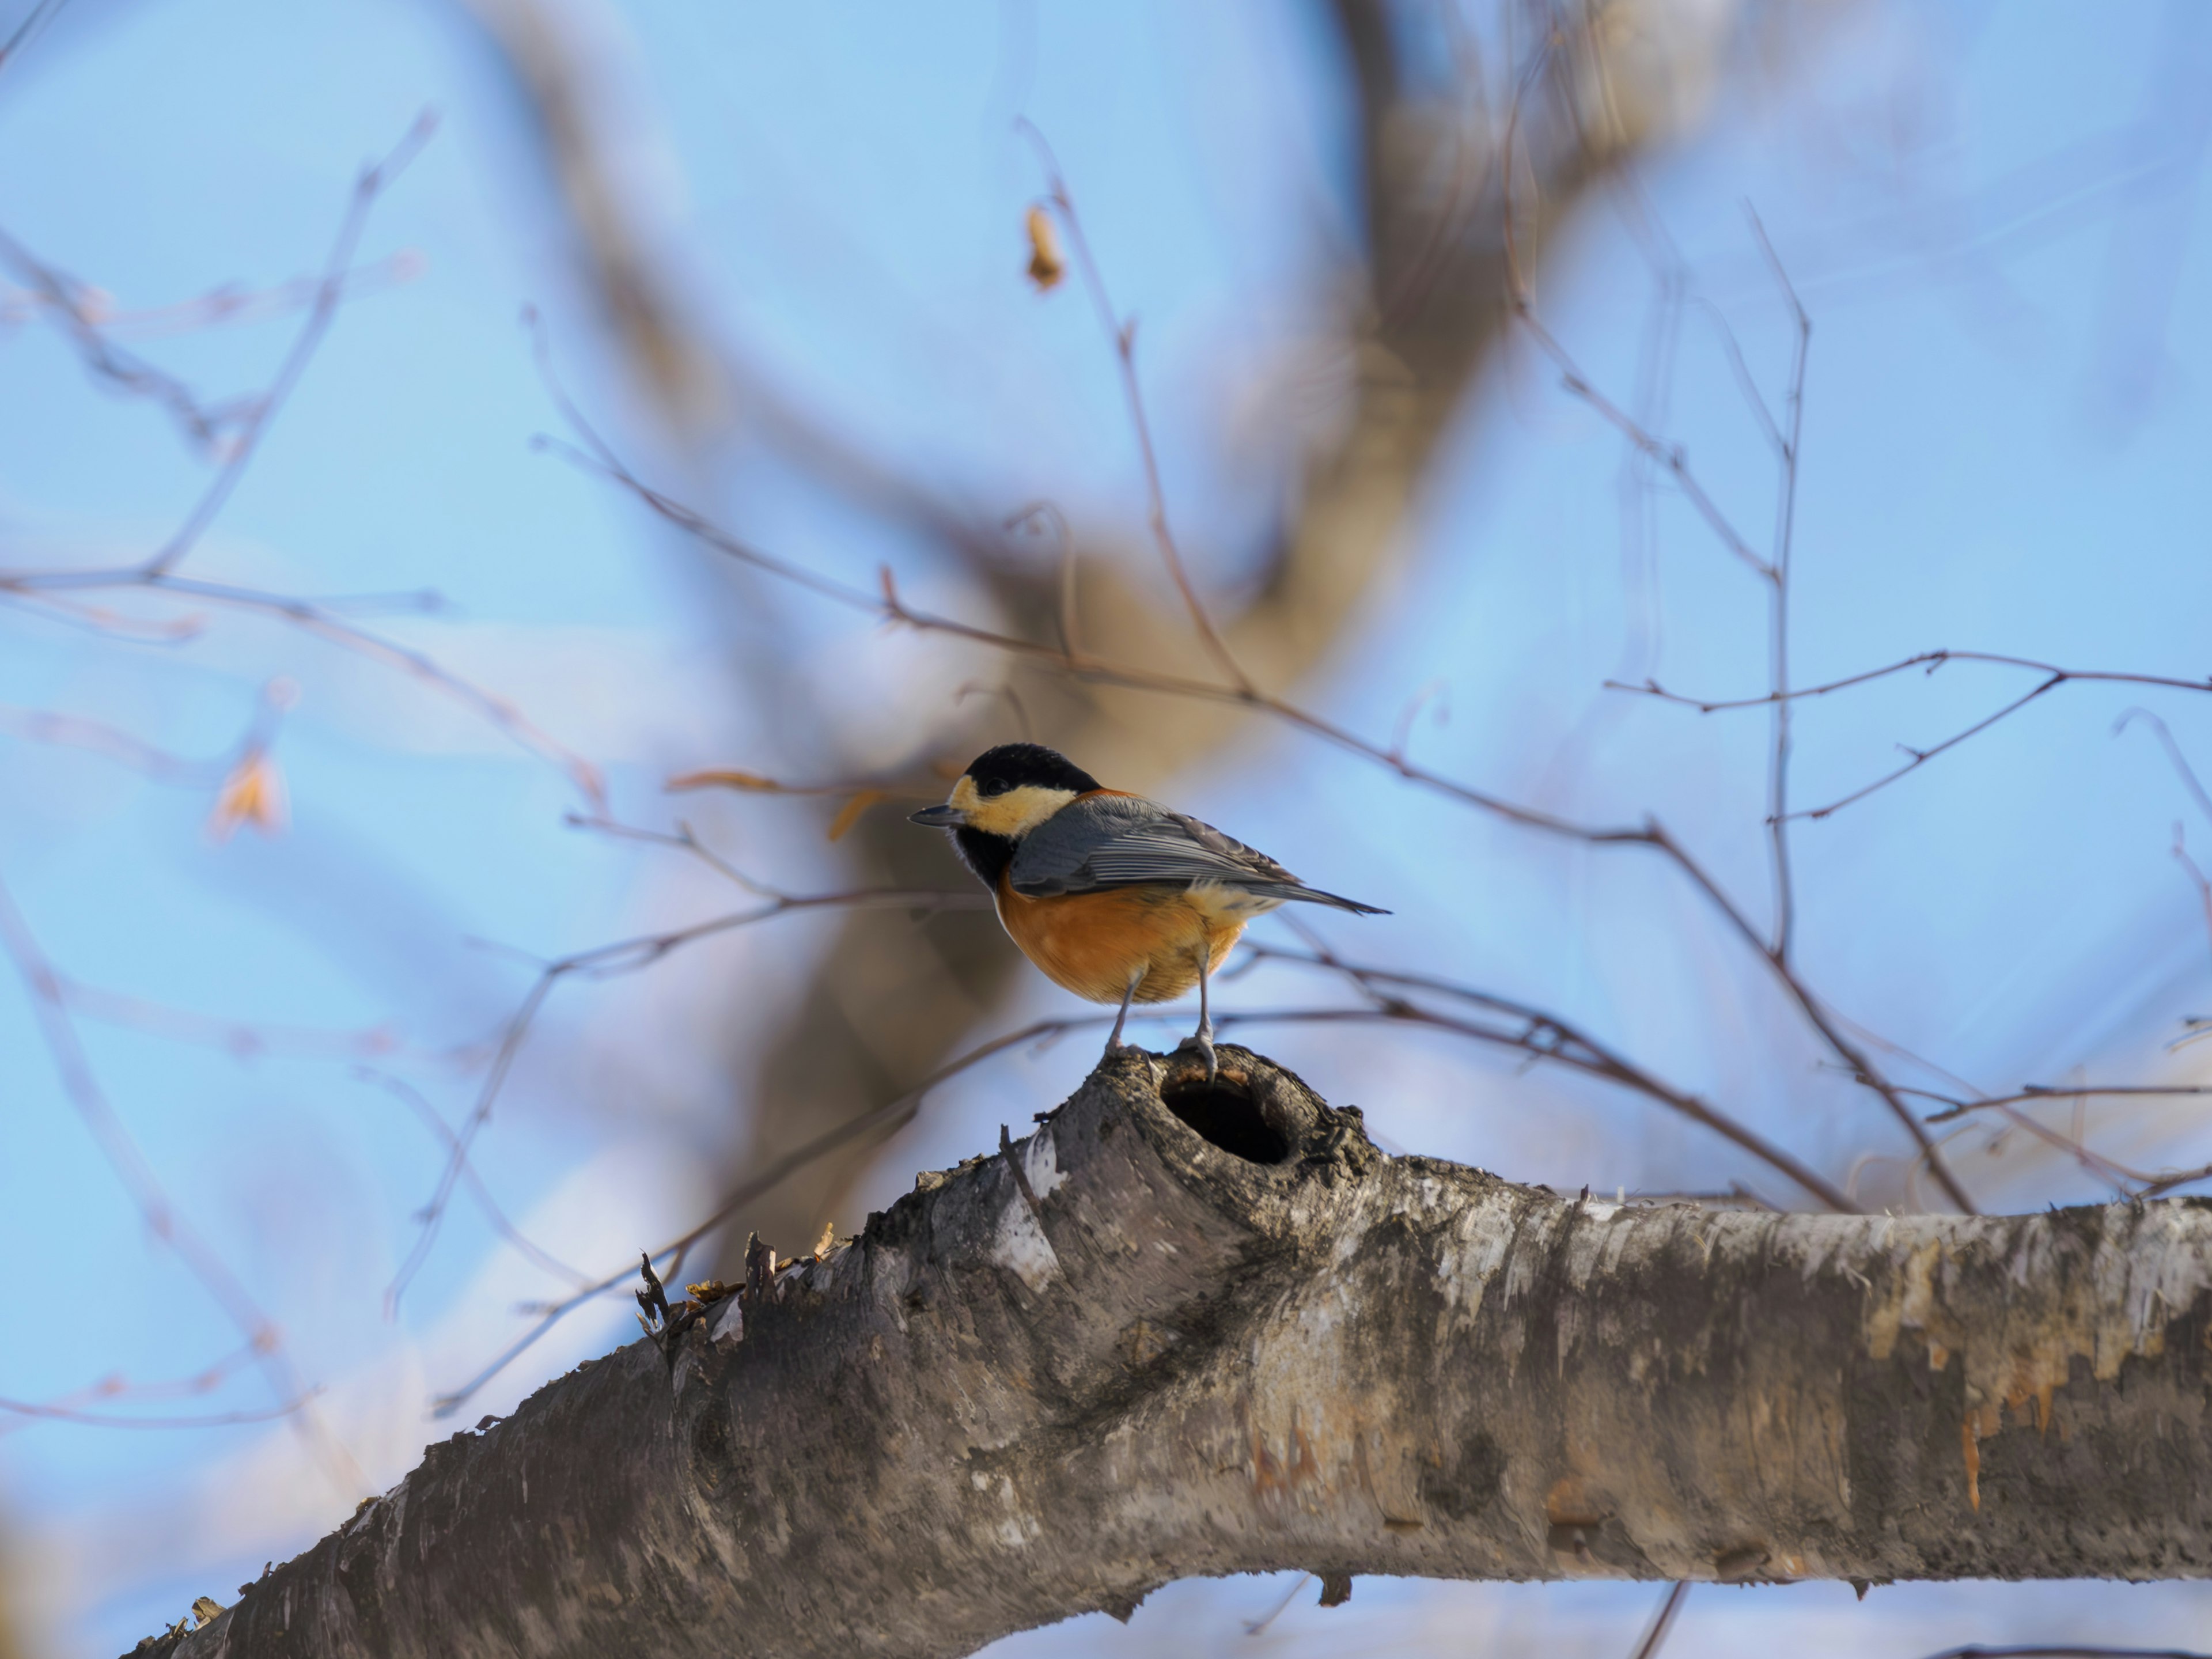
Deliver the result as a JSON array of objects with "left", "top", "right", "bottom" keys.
[{"left": 139, "top": 1049, "right": 2212, "bottom": 1657}]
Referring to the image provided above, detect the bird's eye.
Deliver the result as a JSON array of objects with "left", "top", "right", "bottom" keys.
[{"left": 978, "top": 779, "right": 1010, "bottom": 798}]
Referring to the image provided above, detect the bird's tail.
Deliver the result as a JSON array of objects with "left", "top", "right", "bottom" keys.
[{"left": 1280, "top": 884, "right": 1390, "bottom": 915}]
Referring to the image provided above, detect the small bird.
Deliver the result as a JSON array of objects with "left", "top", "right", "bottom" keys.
[{"left": 910, "top": 743, "right": 1387, "bottom": 1076}]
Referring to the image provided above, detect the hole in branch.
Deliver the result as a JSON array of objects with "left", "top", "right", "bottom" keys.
[{"left": 1160, "top": 1074, "right": 1291, "bottom": 1165}]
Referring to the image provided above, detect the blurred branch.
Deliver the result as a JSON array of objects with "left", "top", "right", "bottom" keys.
[
  {"left": 0, "top": 867, "right": 359, "bottom": 1490},
  {"left": 454, "top": 0, "right": 721, "bottom": 427},
  {"left": 1627, "top": 1581, "right": 1691, "bottom": 1659},
  {"left": 0, "top": 251, "right": 419, "bottom": 339},
  {"left": 0, "top": 111, "right": 434, "bottom": 576},
  {"left": 490, "top": 2, "right": 1976, "bottom": 1273},
  {"left": 435, "top": 955, "right": 1861, "bottom": 1410},
  {"left": 554, "top": 416, "right": 1974, "bottom": 1209},
  {"left": 0, "top": 0, "right": 67, "bottom": 77},
  {"left": 388, "top": 859, "right": 990, "bottom": 1315},
  {"left": 0, "top": 1344, "right": 308, "bottom": 1440},
  {"left": 1017, "top": 120, "right": 1252, "bottom": 693},
  {"left": 0, "top": 569, "right": 607, "bottom": 805},
  {"left": 1751, "top": 210, "right": 1809, "bottom": 961},
  {"left": 355, "top": 1069, "right": 593, "bottom": 1289}
]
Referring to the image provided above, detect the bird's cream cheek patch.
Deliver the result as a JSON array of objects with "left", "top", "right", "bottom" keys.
[{"left": 964, "top": 785, "right": 1077, "bottom": 838}]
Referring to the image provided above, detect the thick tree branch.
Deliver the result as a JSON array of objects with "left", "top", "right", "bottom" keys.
[{"left": 145, "top": 1049, "right": 2212, "bottom": 1657}]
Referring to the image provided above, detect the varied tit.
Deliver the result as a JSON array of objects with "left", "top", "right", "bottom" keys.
[{"left": 910, "top": 743, "right": 1387, "bottom": 1077}]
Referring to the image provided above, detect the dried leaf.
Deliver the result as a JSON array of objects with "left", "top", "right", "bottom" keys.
[
  {"left": 666, "top": 768, "right": 781, "bottom": 794},
  {"left": 1025, "top": 205, "right": 1065, "bottom": 290},
  {"left": 825, "top": 789, "right": 885, "bottom": 842},
  {"left": 207, "top": 752, "right": 287, "bottom": 841}
]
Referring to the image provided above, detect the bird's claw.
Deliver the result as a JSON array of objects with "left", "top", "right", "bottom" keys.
[{"left": 1176, "top": 1028, "right": 1219, "bottom": 1082}]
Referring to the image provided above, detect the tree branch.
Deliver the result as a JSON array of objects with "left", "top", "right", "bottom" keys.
[{"left": 145, "top": 1048, "right": 2212, "bottom": 1658}]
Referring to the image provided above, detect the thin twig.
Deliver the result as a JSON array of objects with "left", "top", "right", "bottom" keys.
[
  {"left": 355, "top": 1070, "right": 592, "bottom": 1289},
  {"left": 0, "top": 702, "right": 230, "bottom": 783},
  {"left": 429, "top": 978, "right": 1877, "bottom": 1414},
  {"left": 1241, "top": 1572, "right": 1312, "bottom": 1637},
  {"left": 1749, "top": 207, "right": 1809, "bottom": 959},
  {"left": 0, "top": 0, "right": 70, "bottom": 74},
  {"left": 1618, "top": 652, "right": 2212, "bottom": 821},
  {"left": 0, "top": 570, "right": 607, "bottom": 806},
  {"left": 138, "top": 112, "right": 435, "bottom": 578},
  {"left": 1015, "top": 119, "right": 1253, "bottom": 694},
  {"left": 1797, "top": 676, "right": 2065, "bottom": 821},
  {"left": 1622, "top": 652, "right": 2212, "bottom": 714},
  {"left": 1627, "top": 1581, "right": 1690, "bottom": 1659},
  {"left": 1248, "top": 937, "right": 1857, "bottom": 1212},
  {"left": 546, "top": 404, "right": 1976, "bottom": 1210},
  {"left": 1916, "top": 1083, "right": 2212, "bottom": 1124},
  {"left": 430, "top": 1012, "right": 1110, "bottom": 1414},
  {"left": 0, "top": 1394, "right": 316, "bottom": 1431},
  {"left": 0, "top": 868, "right": 360, "bottom": 1490},
  {"left": 2119, "top": 706, "right": 2212, "bottom": 823},
  {"left": 387, "top": 883, "right": 991, "bottom": 1315}
]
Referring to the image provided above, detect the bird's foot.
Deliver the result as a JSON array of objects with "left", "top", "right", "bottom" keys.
[{"left": 1175, "top": 1026, "right": 1219, "bottom": 1083}]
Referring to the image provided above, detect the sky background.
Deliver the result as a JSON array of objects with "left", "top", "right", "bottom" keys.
[{"left": 2, "top": 0, "right": 2210, "bottom": 1654}]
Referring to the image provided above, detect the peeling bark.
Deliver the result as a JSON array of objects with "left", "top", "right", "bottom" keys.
[{"left": 140, "top": 1050, "right": 2212, "bottom": 1658}]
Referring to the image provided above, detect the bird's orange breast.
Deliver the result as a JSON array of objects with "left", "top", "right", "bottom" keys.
[{"left": 994, "top": 876, "right": 1244, "bottom": 1005}]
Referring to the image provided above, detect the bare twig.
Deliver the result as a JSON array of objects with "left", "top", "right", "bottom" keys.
[
  {"left": 387, "top": 882, "right": 992, "bottom": 1315},
  {"left": 0, "top": 868, "right": 359, "bottom": 1489},
  {"left": 1241, "top": 1572, "right": 1312, "bottom": 1637},
  {"left": 0, "top": 0, "right": 69, "bottom": 75},
  {"left": 429, "top": 1011, "right": 1111, "bottom": 1414},
  {"left": 2119, "top": 706, "right": 2212, "bottom": 825},
  {"left": 1916, "top": 1083, "right": 2212, "bottom": 1124},
  {"left": 1628, "top": 1581, "right": 1691, "bottom": 1659},
  {"left": 1749, "top": 209, "right": 1810, "bottom": 960},
  {"left": 1618, "top": 653, "right": 2212, "bottom": 821},
  {"left": 1015, "top": 119, "right": 1253, "bottom": 694},
  {"left": 0, "top": 570, "right": 609, "bottom": 805},
  {"left": 1247, "top": 937, "right": 1857, "bottom": 1212},
  {"left": 148, "top": 112, "right": 431, "bottom": 578},
  {"left": 1532, "top": 319, "right": 1772, "bottom": 578},
  {"left": 2119, "top": 707, "right": 2212, "bottom": 976},
  {"left": 430, "top": 962, "right": 1878, "bottom": 1416},
  {"left": 0, "top": 252, "right": 419, "bottom": 341},
  {"left": 546, "top": 403, "right": 1976, "bottom": 1210},
  {"left": 61, "top": 978, "right": 398, "bottom": 1062},
  {"left": 0, "top": 702, "right": 229, "bottom": 783},
  {"left": 0, "top": 1344, "right": 302, "bottom": 1438},
  {"left": 355, "top": 1069, "right": 592, "bottom": 1288},
  {"left": 0, "top": 1395, "right": 315, "bottom": 1432}
]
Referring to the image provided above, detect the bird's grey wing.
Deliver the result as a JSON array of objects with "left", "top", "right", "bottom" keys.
[{"left": 1009, "top": 794, "right": 1299, "bottom": 897}]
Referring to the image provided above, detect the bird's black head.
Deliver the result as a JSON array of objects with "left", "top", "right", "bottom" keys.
[
  {"left": 908, "top": 743, "right": 1103, "bottom": 889},
  {"left": 965, "top": 743, "right": 1101, "bottom": 798}
]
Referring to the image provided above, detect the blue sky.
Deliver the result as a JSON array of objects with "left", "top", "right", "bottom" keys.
[{"left": 1, "top": 1, "right": 2209, "bottom": 1654}]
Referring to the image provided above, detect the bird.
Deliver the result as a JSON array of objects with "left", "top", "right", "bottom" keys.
[{"left": 910, "top": 742, "right": 1387, "bottom": 1078}]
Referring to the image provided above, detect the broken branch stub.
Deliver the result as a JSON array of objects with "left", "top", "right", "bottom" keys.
[{"left": 147, "top": 1050, "right": 2212, "bottom": 1658}]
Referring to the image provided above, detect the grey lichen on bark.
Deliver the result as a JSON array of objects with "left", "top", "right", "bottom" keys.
[{"left": 142, "top": 1050, "right": 2212, "bottom": 1658}]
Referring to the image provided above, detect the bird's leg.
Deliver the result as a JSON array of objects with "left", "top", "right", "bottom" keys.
[
  {"left": 1176, "top": 944, "right": 1218, "bottom": 1082},
  {"left": 1103, "top": 970, "right": 1142, "bottom": 1055}
]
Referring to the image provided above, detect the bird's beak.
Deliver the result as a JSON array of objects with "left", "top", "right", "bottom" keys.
[{"left": 908, "top": 803, "right": 967, "bottom": 828}]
